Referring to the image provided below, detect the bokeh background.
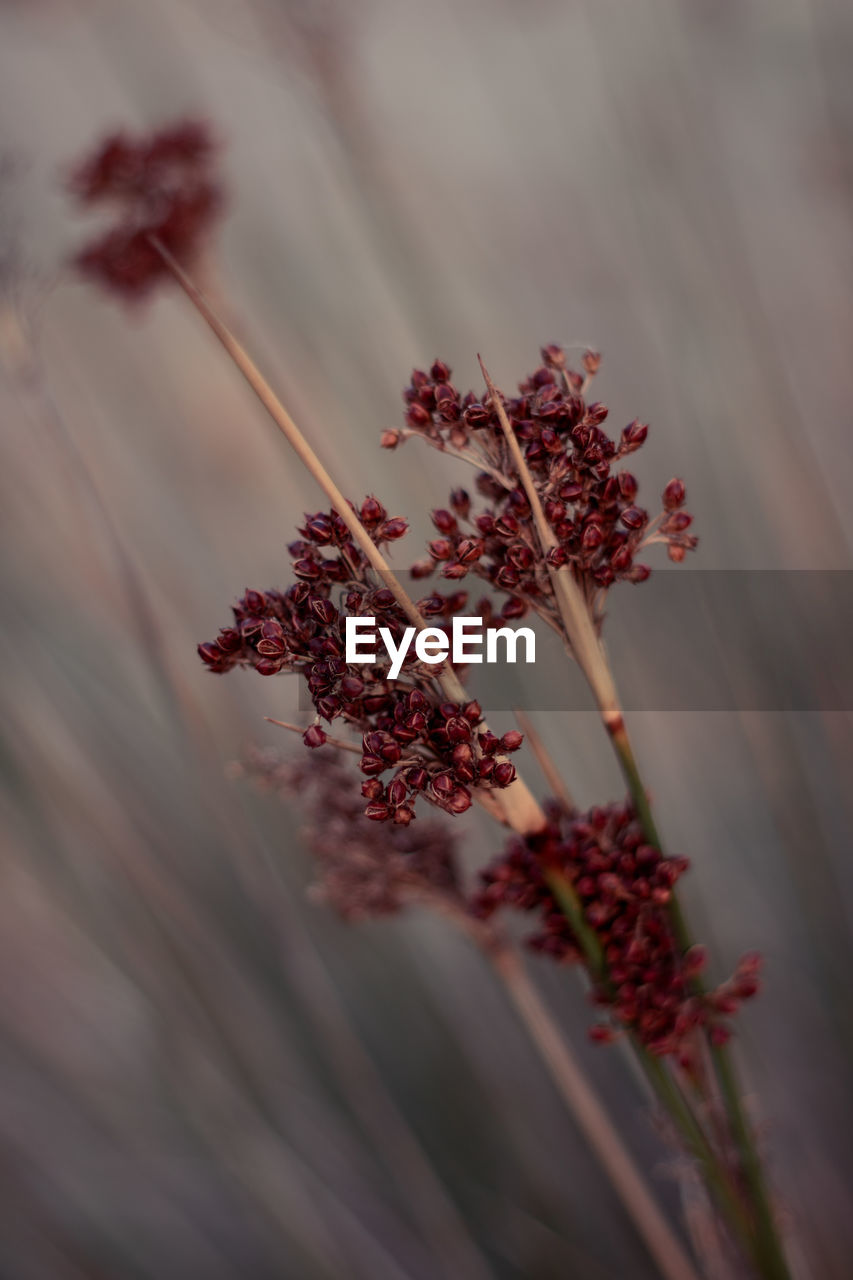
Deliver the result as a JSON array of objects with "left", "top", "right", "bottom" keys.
[{"left": 2, "top": 1, "right": 853, "bottom": 1276}]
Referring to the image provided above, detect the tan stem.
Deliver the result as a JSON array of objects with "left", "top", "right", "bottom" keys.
[
  {"left": 479, "top": 357, "right": 619, "bottom": 720},
  {"left": 513, "top": 710, "right": 575, "bottom": 812},
  {"left": 151, "top": 241, "right": 545, "bottom": 836},
  {"left": 491, "top": 946, "right": 703, "bottom": 1280},
  {"left": 265, "top": 718, "right": 363, "bottom": 755}
]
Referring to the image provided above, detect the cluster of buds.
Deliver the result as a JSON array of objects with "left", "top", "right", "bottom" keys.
[
  {"left": 386, "top": 350, "right": 697, "bottom": 628},
  {"left": 240, "top": 748, "right": 464, "bottom": 921},
  {"left": 475, "top": 801, "right": 760, "bottom": 1057},
  {"left": 67, "top": 120, "right": 222, "bottom": 299},
  {"left": 198, "top": 499, "right": 524, "bottom": 823}
]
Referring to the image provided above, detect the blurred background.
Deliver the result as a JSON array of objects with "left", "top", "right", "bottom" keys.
[{"left": 1, "top": 0, "right": 852, "bottom": 1276}]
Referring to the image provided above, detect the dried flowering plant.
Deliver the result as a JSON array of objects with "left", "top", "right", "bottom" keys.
[
  {"left": 66, "top": 123, "right": 795, "bottom": 1280},
  {"left": 67, "top": 121, "right": 221, "bottom": 299}
]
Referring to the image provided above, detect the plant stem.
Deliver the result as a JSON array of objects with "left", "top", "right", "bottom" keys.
[
  {"left": 607, "top": 718, "right": 790, "bottom": 1279},
  {"left": 482, "top": 360, "right": 792, "bottom": 1279},
  {"left": 490, "top": 944, "right": 703, "bottom": 1280},
  {"left": 149, "top": 239, "right": 546, "bottom": 838}
]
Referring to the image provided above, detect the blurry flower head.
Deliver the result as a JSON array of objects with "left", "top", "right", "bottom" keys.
[
  {"left": 476, "top": 800, "right": 759, "bottom": 1058},
  {"left": 240, "top": 747, "right": 464, "bottom": 921},
  {"left": 67, "top": 119, "right": 222, "bottom": 300}
]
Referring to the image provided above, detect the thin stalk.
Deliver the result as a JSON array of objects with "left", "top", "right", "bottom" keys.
[
  {"left": 429, "top": 896, "right": 702, "bottom": 1280},
  {"left": 149, "top": 239, "right": 545, "bottom": 838},
  {"left": 490, "top": 945, "right": 703, "bottom": 1280},
  {"left": 543, "top": 869, "right": 751, "bottom": 1268},
  {"left": 637, "top": 1054, "right": 755, "bottom": 1256},
  {"left": 481, "top": 359, "right": 791, "bottom": 1279},
  {"left": 513, "top": 709, "right": 575, "bottom": 813},
  {"left": 265, "top": 717, "right": 362, "bottom": 755}
]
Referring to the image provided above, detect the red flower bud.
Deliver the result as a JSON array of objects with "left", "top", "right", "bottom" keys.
[
  {"left": 663, "top": 478, "right": 686, "bottom": 510},
  {"left": 431, "top": 508, "right": 457, "bottom": 534},
  {"left": 621, "top": 419, "right": 648, "bottom": 451}
]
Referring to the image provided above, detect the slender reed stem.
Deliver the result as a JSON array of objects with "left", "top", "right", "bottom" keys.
[
  {"left": 491, "top": 945, "right": 703, "bottom": 1280},
  {"left": 513, "top": 710, "right": 574, "bottom": 812},
  {"left": 481, "top": 359, "right": 792, "bottom": 1279},
  {"left": 265, "top": 717, "right": 363, "bottom": 755},
  {"left": 148, "top": 238, "right": 546, "bottom": 838}
]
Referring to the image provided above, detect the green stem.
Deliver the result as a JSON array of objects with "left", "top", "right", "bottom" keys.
[
  {"left": 546, "top": 867, "right": 761, "bottom": 1265},
  {"left": 607, "top": 719, "right": 791, "bottom": 1280},
  {"left": 711, "top": 1045, "right": 792, "bottom": 1280},
  {"left": 637, "top": 1052, "right": 755, "bottom": 1253}
]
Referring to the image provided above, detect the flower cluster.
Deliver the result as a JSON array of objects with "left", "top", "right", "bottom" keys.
[
  {"left": 386, "top": 350, "right": 697, "bottom": 628},
  {"left": 475, "top": 800, "right": 760, "bottom": 1057},
  {"left": 67, "top": 119, "right": 222, "bottom": 299},
  {"left": 198, "top": 499, "right": 524, "bottom": 823},
  {"left": 239, "top": 748, "right": 465, "bottom": 921}
]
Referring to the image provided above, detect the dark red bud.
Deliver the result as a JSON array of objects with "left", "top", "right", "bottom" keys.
[
  {"left": 431, "top": 508, "right": 457, "bottom": 534},
  {"left": 444, "top": 787, "right": 472, "bottom": 814},
  {"left": 446, "top": 716, "right": 471, "bottom": 743},
  {"left": 456, "top": 538, "right": 483, "bottom": 564},
  {"left": 379, "top": 517, "right": 408, "bottom": 540},
  {"left": 431, "top": 772, "right": 455, "bottom": 796},
  {"left": 406, "top": 403, "right": 431, "bottom": 428},
  {"left": 293, "top": 558, "right": 321, "bottom": 580},
  {"left": 442, "top": 561, "right": 468, "bottom": 580},
  {"left": 303, "top": 724, "right": 327, "bottom": 749},
  {"left": 256, "top": 658, "right": 282, "bottom": 676},
  {"left": 360, "top": 496, "right": 386, "bottom": 527},
  {"left": 618, "top": 472, "right": 638, "bottom": 501},
  {"left": 620, "top": 506, "right": 647, "bottom": 531},
  {"left": 500, "top": 730, "right": 524, "bottom": 752},
  {"left": 621, "top": 419, "right": 648, "bottom": 451},
  {"left": 387, "top": 777, "right": 408, "bottom": 807},
  {"left": 244, "top": 589, "right": 267, "bottom": 614},
  {"left": 360, "top": 754, "right": 385, "bottom": 775},
  {"left": 311, "top": 598, "right": 338, "bottom": 624},
  {"left": 540, "top": 343, "right": 566, "bottom": 369},
  {"left": 198, "top": 642, "right": 223, "bottom": 667},
  {"left": 364, "top": 802, "right": 391, "bottom": 822},
  {"left": 663, "top": 478, "right": 686, "bottom": 510},
  {"left": 409, "top": 558, "right": 434, "bottom": 579},
  {"left": 450, "top": 488, "right": 471, "bottom": 517}
]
